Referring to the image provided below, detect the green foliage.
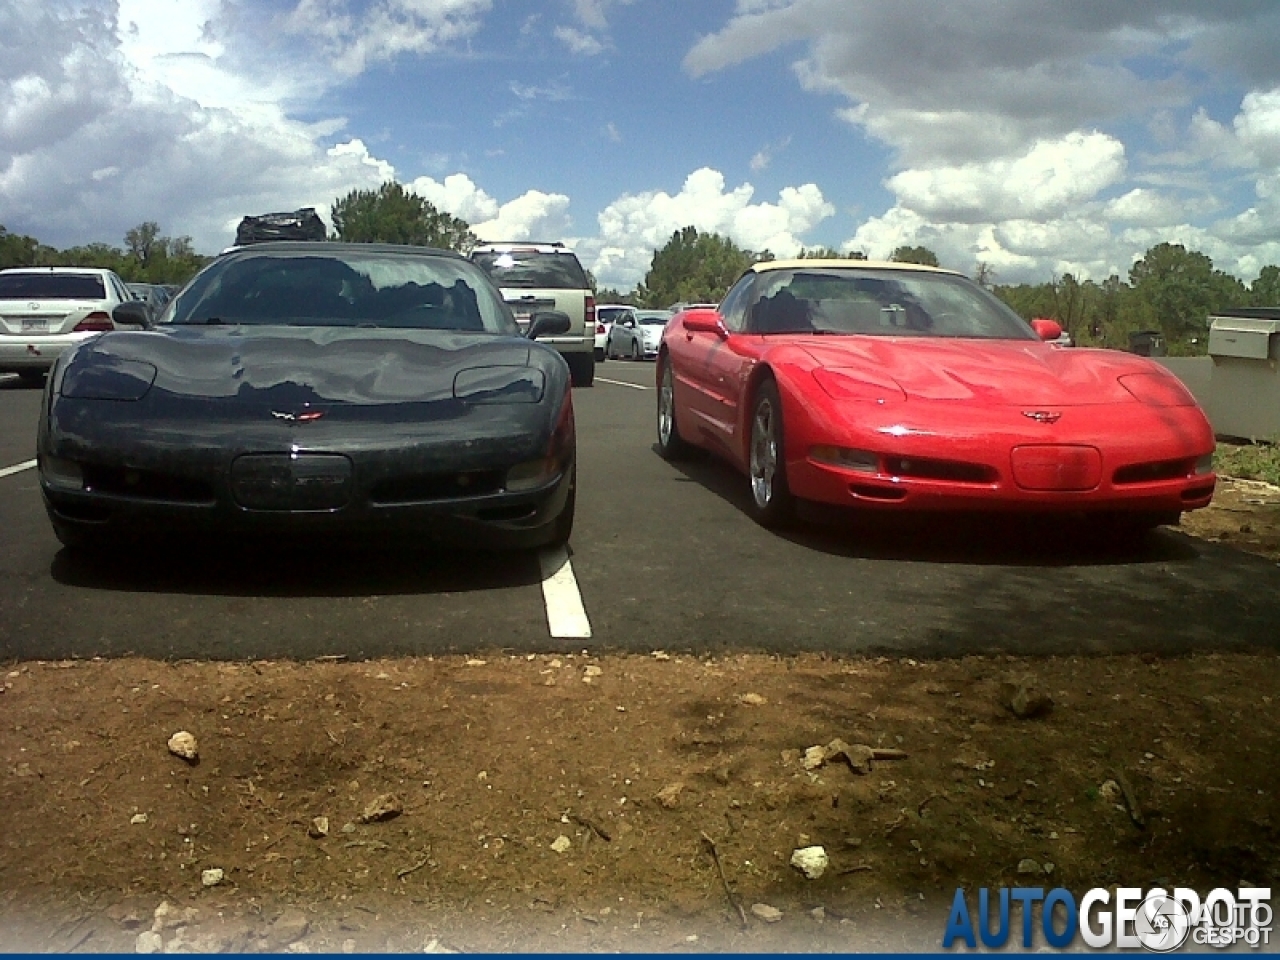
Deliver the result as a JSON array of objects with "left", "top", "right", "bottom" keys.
[
  {"left": 635, "top": 227, "right": 769, "bottom": 308},
  {"left": 596, "top": 288, "right": 637, "bottom": 305},
  {"left": 1251, "top": 265, "right": 1280, "bottom": 307},
  {"left": 331, "top": 181, "right": 477, "bottom": 251},
  {"left": 0, "top": 225, "right": 42, "bottom": 269},
  {"left": 889, "top": 245, "right": 940, "bottom": 267},
  {"left": 1213, "top": 442, "right": 1280, "bottom": 486},
  {"left": 1128, "top": 243, "right": 1248, "bottom": 351},
  {"left": 796, "top": 246, "right": 867, "bottom": 260}
]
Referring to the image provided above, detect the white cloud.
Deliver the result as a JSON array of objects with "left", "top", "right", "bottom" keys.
[
  {"left": 0, "top": 2, "right": 394, "bottom": 251},
  {"left": 554, "top": 26, "right": 606, "bottom": 56},
  {"left": 408, "top": 172, "right": 500, "bottom": 224},
  {"left": 580, "top": 168, "right": 835, "bottom": 289},
  {"left": 474, "top": 190, "right": 572, "bottom": 243},
  {"left": 886, "top": 132, "right": 1126, "bottom": 223},
  {"left": 282, "top": 0, "right": 492, "bottom": 77},
  {"left": 510, "top": 80, "right": 573, "bottom": 101}
]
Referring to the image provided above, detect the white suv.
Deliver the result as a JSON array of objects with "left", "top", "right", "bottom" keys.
[
  {"left": 470, "top": 242, "right": 596, "bottom": 387},
  {"left": 0, "top": 266, "right": 136, "bottom": 385}
]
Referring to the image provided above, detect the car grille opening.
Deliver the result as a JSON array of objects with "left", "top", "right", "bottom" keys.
[
  {"left": 52, "top": 501, "right": 112, "bottom": 523},
  {"left": 476, "top": 504, "right": 538, "bottom": 523},
  {"left": 82, "top": 465, "right": 215, "bottom": 504},
  {"left": 1182, "top": 483, "right": 1215, "bottom": 502},
  {"left": 883, "top": 456, "right": 996, "bottom": 484},
  {"left": 369, "top": 469, "right": 504, "bottom": 505},
  {"left": 1113, "top": 459, "right": 1193, "bottom": 485},
  {"left": 850, "top": 483, "right": 908, "bottom": 502}
]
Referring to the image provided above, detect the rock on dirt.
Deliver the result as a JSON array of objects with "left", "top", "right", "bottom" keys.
[
  {"left": 308, "top": 816, "right": 329, "bottom": 838},
  {"left": 1017, "top": 858, "right": 1043, "bottom": 874},
  {"left": 655, "top": 782, "right": 684, "bottom": 809},
  {"left": 166, "top": 731, "right": 198, "bottom": 762},
  {"left": 1000, "top": 679, "right": 1054, "bottom": 719},
  {"left": 201, "top": 867, "right": 224, "bottom": 887},
  {"left": 751, "top": 903, "right": 783, "bottom": 923},
  {"left": 135, "top": 930, "right": 163, "bottom": 954},
  {"left": 358, "top": 793, "right": 403, "bottom": 823},
  {"left": 802, "top": 738, "right": 875, "bottom": 775},
  {"left": 790, "top": 846, "right": 829, "bottom": 879},
  {"left": 738, "top": 693, "right": 767, "bottom": 706},
  {"left": 550, "top": 835, "right": 571, "bottom": 853},
  {"left": 263, "top": 908, "right": 310, "bottom": 950}
]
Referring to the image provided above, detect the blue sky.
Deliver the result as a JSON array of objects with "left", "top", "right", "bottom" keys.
[{"left": 3, "top": 1, "right": 1280, "bottom": 290}]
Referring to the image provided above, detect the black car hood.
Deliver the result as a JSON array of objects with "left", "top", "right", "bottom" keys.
[{"left": 66, "top": 326, "right": 540, "bottom": 406}]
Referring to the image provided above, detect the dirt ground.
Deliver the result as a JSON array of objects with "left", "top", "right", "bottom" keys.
[{"left": 1, "top": 482, "right": 1278, "bottom": 954}]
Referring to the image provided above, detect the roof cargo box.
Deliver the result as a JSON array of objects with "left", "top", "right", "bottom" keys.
[{"left": 234, "top": 208, "right": 327, "bottom": 246}]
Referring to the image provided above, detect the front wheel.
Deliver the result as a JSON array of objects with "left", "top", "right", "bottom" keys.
[
  {"left": 565, "top": 353, "right": 595, "bottom": 388},
  {"left": 656, "top": 359, "right": 692, "bottom": 461},
  {"left": 629, "top": 339, "right": 641, "bottom": 361},
  {"left": 746, "top": 379, "right": 795, "bottom": 528}
]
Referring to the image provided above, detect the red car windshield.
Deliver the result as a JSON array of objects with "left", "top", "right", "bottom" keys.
[{"left": 750, "top": 269, "right": 1036, "bottom": 340}]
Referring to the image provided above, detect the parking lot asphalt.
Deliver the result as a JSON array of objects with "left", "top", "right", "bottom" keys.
[{"left": 1, "top": 365, "right": 1279, "bottom": 662}]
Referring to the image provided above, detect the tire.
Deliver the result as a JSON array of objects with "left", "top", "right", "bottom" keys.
[
  {"left": 546, "top": 464, "right": 576, "bottom": 547},
  {"left": 17, "top": 371, "right": 45, "bottom": 387},
  {"left": 594, "top": 347, "right": 605, "bottom": 362},
  {"left": 656, "top": 358, "right": 693, "bottom": 461},
  {"left": 565, "top": 352, "right": 595, "bottom": 388},
  {"left": 746, "top": 378, "right": 795, "bottom": 528},
  {"left": 629, "top": 339, "right": 641, "bottom": 361}
]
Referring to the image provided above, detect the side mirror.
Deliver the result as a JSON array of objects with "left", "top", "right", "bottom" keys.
[
  {"left": 526, "top": 310, "right": 571, "bottom": 340},
  {"left": 112, "top": 301, "right": 151, "bottom": 329},
  {"left": 1030, "top": 317, "right": 1062, "bottom": 341},
  {"left": 682, "top": 308, "right": 728, "bottom": 339}
]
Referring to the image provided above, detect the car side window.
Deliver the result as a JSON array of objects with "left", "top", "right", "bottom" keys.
[{"left": 719, "top": 276, "right": 754, "bottom": 332}]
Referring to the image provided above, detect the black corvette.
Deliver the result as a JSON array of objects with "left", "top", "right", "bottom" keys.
[{"left": 37, "top": 242, "right": 577, "bottom": 551}]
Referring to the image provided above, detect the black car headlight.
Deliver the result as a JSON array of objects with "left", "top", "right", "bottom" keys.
[
  {"left": 61, "top": 355, "right": 157, "bottom": 401},
  {"left": 453, "top": 366, "right": 545, "bottom": 404}
]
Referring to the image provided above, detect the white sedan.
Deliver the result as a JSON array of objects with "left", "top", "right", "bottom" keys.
[
  {"left": 0, "top": 267, "right": 137, "bottom": 385},
  {"left": 606, "top": 309, "right": 672, "bottom": 360}
]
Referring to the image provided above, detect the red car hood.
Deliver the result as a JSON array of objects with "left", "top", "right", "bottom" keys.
[{"left": 801, "top": 337, "right": 1143, "bottom": 406}]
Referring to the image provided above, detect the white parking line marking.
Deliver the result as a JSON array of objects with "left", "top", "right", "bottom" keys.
[
  {"left": 597, "top": 377, "right": 650, "bottom": 391},
  {"left": 0, "top": 459, "right": 36, "bottom": 479},
  {"left": 538, "top": 546, "right": 592, "bottom": 639}
]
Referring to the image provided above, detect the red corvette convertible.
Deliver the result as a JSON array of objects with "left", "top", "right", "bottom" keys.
[{"left": 655, "top": 260, "right": 1216, "bottom": 530}]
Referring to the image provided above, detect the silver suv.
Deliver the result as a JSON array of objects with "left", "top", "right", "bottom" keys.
[{"left": 470, "top": 242, "right": 596, "bottom": 387}]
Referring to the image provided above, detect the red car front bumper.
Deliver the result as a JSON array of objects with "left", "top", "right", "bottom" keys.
[{"left": 783, "top": 401, "right": 1216, "bottom": 515}]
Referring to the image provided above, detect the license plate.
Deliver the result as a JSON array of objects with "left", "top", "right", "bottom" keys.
[{"left": 21, "top": 318, "right": 46, "bottom": 332}]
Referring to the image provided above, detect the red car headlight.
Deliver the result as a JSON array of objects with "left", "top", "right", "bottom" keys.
[
  {"left": 1118, "top": 373, "right": 1196, "bottom": 407},
  {"left": 812, "top": 368, "right": 907, "bottom": 404}
]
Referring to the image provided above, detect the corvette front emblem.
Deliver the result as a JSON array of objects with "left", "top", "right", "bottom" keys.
[
  {"left": 1022, "top": 410, "right": 1062, "bottom": 424},
  {"left": 272, "top": 410, "right": 325, "bottom": 422}
]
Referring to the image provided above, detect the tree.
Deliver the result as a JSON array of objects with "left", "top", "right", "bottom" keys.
[
  {"left": 973, "top": 262, "right": 996, "bottom": 288},
  {"left": 596, "top": 288, "right": 637, "bottom": 305},
  {"left": 125, "top": 222, "right": 161, "bottom": 265},
  {"left": 1129, "top": 243, "right": 1247, "bottom": 353},
  {"left": 635, "top": 227, "right": 767, "bottom": 308},
  {"left": 331, "top": 181, "right": 477, "bottom": 251},
  {"left": 796, "top": 246, "right": 867, "bottom": 260},
  {"left": 1251, "top": 265, "right": 1280, "bottom": 307},
  {"left": 889, "top": 245, "right": 940, "bottom": 267},
  {"left": 0, "top": 225, "right": 41, "bottom": 269}
]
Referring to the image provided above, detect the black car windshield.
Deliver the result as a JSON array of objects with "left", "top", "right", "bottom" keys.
[
  {"left": 0, "top": 274, "right": 106, "bottom": 300},
  {"left": 749, "top": 268, "right": 1037, "bottom": 340},
  {"left": 165, "top": 251, "right": 517, "bottom": 334},
  {"left": 471, "top": 251, "right": 590, "bottom": 289},
  {"left": 638, "top": 312, "right": 670, "bottom": 325}
]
